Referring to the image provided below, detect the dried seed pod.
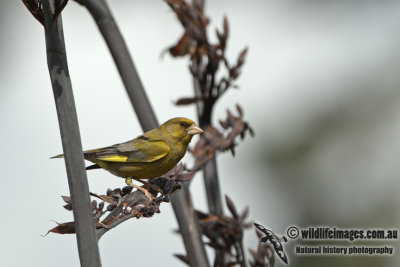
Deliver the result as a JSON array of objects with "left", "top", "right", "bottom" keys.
[
  {"left": 91, "top": 200, "right": 97, "bottom": 210},
  {"left": 61, "top": 195, "right": 71, "bottom": 203},
  {"left": 106, "top": 203, "right": 117, "bottom": 211},
  {"left": 122, "top": 186, "right": 133, "bottom": 196},
  {"left": 106, "top": 188, "right": 113, "bottom": 196},
  {"left": 63, "top": 203, "right": 73, "bottom": 211}
]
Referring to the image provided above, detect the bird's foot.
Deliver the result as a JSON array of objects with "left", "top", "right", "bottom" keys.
[
  {"left": 132, "top": 178, "right": 163, "bottom": 195},
  {"left": 125, "top": 177, "right": 154, "bottom": 203}
]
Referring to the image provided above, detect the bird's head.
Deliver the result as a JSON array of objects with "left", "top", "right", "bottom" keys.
[{"left": 161, "top": 117, "right": 204, "bottom": 143}]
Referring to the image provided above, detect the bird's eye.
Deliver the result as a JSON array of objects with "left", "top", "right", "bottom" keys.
[{"left": 179, "top": 121, "right": 187, "bottom": 127}]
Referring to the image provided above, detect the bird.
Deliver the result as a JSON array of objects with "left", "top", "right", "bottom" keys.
[{"left": 52, "top": 117, "right": 204, "bottom": 202}]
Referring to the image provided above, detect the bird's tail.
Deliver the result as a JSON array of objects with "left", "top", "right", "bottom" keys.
[
  {"left": 50, "top": 153, "right": 100, "bottom": 170},
  {"left": 51, "top": 148, "right": 100, "bottom": 160}
]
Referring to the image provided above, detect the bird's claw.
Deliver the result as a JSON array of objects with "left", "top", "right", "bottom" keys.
[{"left": 125, "top": 177, "right": 154, "bottom": 203}]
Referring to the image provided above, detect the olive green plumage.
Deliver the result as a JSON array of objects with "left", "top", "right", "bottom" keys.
[{"left": 52, "top": 117, "right": 203, "bottom": 179}]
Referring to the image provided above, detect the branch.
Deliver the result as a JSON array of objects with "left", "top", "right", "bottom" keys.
[
  {"left": 41, "top": 0, "right": 101, "bottom": 266},
  {"left": 47, "top": 166, "right": 187, "bottom": 238},
  {"left": 46, "top": 162, "right": 208, "bottom": 261},
  {"left": 95, "top": 165, "right": 191, "bottom": 239}
]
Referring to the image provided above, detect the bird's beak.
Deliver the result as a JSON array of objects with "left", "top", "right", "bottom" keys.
[{"left": 187, "top": 124, "right": 204, "bottom": 136}]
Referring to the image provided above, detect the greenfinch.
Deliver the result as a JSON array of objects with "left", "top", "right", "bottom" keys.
[{"left": 52, "top": 117, "right": 203, "bottom": 201}]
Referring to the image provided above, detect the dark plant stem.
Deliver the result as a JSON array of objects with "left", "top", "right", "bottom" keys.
[
  {"left": 171, "top": 184, "right": 210, "bottom": 267},
  {"left": 202, "top": 157, "right": 223, "bottom": 214},
  {"left": 193, "top": 62, "right": 225, "bottom": 266},
  {"left": 199, "top": 99, "right": 213, "bottom": 127},
  {"left": 42, "top": 0, "right": 101, "bottom": 266},
  {"left": 192, "top": 62, "right": 223, "bottom": 216},
  {"left": 191, "top": 1, "right": 238, "bottom": 265},
  {"left": 77, "top": 0, "right": 209, "bottom": 265},
  {"left": 234, "top": 240, "right": 247, "bottom": 267}
]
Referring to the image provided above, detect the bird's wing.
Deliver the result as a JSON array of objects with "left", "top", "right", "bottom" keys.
[{"left": 90, "top": 135, "right": 170, "bottom": 163}]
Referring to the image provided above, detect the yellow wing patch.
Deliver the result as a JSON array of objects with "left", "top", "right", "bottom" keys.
[{"left": 100, "top": 155, "right": 129, "bottom": 162}]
